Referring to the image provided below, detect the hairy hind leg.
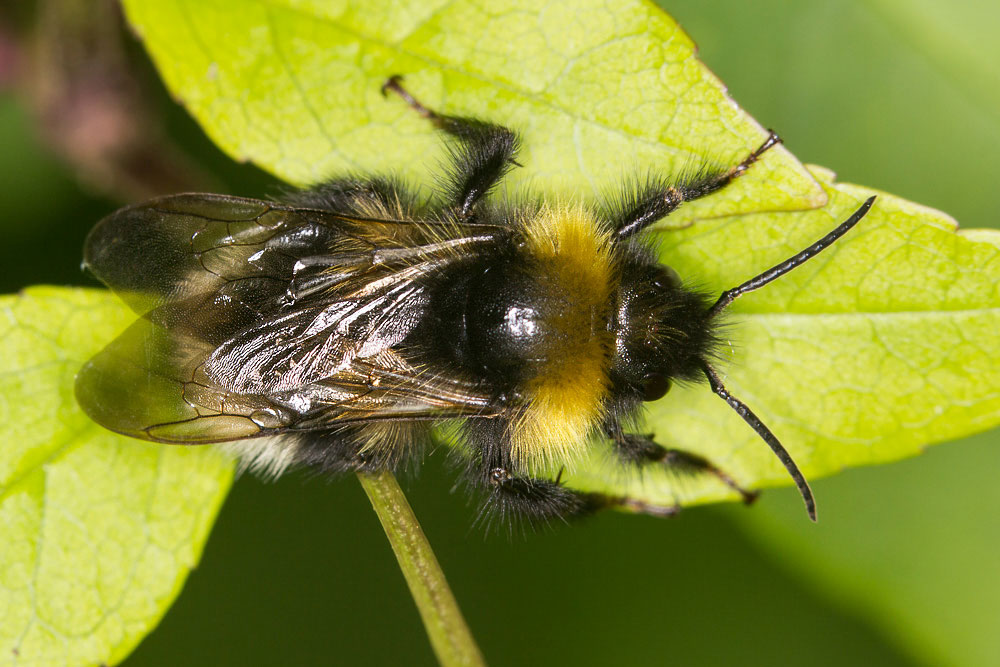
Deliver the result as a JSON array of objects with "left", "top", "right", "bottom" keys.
[
  {"left": 607, "top": 427, "right": 760, "bottom": 505},
  {"left": 610, "top": 132, "right": 782, "bottom": 239},
  {"left": 463, "top": 419, "right": 681, "bottom": 528},
  {"left": 382, "top": 75, "right": 521, "bottom": 218}
]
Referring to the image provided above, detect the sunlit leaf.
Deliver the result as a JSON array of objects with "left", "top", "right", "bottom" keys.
[
  {"left": 120, "top": 0, "right": 824, "bottom": 221},
  {"left": 0, "top": 288, "right": 233, "bottom": 665}
]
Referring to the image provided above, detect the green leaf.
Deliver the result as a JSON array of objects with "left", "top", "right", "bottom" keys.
[
  {"left": 0, "top": 288, "right": 233, "bottom": 665},
  {"left": 119, "top": 0, "right": 824, "bottom": 221},
  {"left": 7, "top": 0, "right": 1000, "bottom": 662}
]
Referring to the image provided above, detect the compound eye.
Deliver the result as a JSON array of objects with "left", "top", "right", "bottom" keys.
[
  {"left": 652, "top": 265, "right": 681, "bottom": 290},
  {"left": 640, "top": 372, "right": 671, "bottom": 401}
]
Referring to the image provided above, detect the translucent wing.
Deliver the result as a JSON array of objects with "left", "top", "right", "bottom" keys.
[{"left": 76, "top": 193, "right": 501, "bottom": 443}]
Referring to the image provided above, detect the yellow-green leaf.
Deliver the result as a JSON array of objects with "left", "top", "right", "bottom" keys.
[
  {"left": 0, "top": 288, "right": 233, "bottom": 665},
  {"left": 120, "top": 0, "right": 824, "bottom": 222}
]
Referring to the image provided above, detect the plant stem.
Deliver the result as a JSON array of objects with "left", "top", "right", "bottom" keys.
[{"left": 357, "top": 470, "right": 485, "bottom": 667}]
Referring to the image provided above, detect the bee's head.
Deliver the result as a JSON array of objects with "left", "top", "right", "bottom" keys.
[
  {"left": 610, "top": 260, "right": 719, "bottom": 403},
  {"left": 605, "top": 197, "right": 873, "bottom": 521}
]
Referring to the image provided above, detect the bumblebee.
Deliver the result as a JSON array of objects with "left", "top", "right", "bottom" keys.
[{"left": 76, "top": 77, "right": 874, "bottom": 523}]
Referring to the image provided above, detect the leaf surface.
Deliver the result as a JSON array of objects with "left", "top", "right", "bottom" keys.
[
  {"left": 0, "top": 288, "right": 233, "bottom": 665},
  {"left": 120, "top": 0, "right": 824, "bottom": 221}
]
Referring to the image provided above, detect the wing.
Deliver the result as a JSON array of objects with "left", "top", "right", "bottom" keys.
[
  {"left": 82, "top": 193, "right": 498, "bottom": 316},
  {"left": 76, "top": 193, "right": 502, "bottom": 443}
]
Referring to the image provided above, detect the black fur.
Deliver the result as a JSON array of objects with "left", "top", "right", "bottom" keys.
[
  {"left": 480, "top": 472, "right": 608, "bottom": 531},
  {"left": 282, "top": 175, "right": 420, "bottom": 216},
  {"left": 292, "top": 424, "right": 430, "bottom": 475},
  {"left": 604, "top": 426, "right": 758, "bottom": 504},
  {"left": 606, "top": 134, "right": 780, "bottom": 239}
]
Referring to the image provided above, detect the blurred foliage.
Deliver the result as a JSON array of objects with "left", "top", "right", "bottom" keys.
[{"left": 0, "top": 0, "right": 997, "bottom": 665}]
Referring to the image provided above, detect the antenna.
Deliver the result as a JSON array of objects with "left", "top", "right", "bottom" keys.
[
  {"left": 706, "top": 195, "right": 876, "bottom": 520},
  {"left": 709, "top": 196, "right": 876, "bottom": 317},
  {"left": 703, "top": 363, "right": 816, "bottom": 520}
]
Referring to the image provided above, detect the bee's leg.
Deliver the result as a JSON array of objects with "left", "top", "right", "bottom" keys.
[
  {"left": 607, "top": 427, "right": 760, "bottom": 505},
  {"left": 463, "top": 420, "right": 684, "bottom": 526},
  {"left": 479, "top": 460, "right": 688, "bottom": 525},
  {"left": 462, "top": 419, "right": 600, "bottom": 526},
  {"left": 610, "top": 131, "right": 782, "bottom": 239},
  {"left": 382, "top": 75, "right": 520, "bottom": 218},
  {"left": 480, "top": 464, "right": 607, "bottom": 526}
]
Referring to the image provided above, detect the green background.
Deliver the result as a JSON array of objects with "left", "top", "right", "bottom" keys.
[{"left": 2, "top": 0, "right": 998, "bottom": 665}]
